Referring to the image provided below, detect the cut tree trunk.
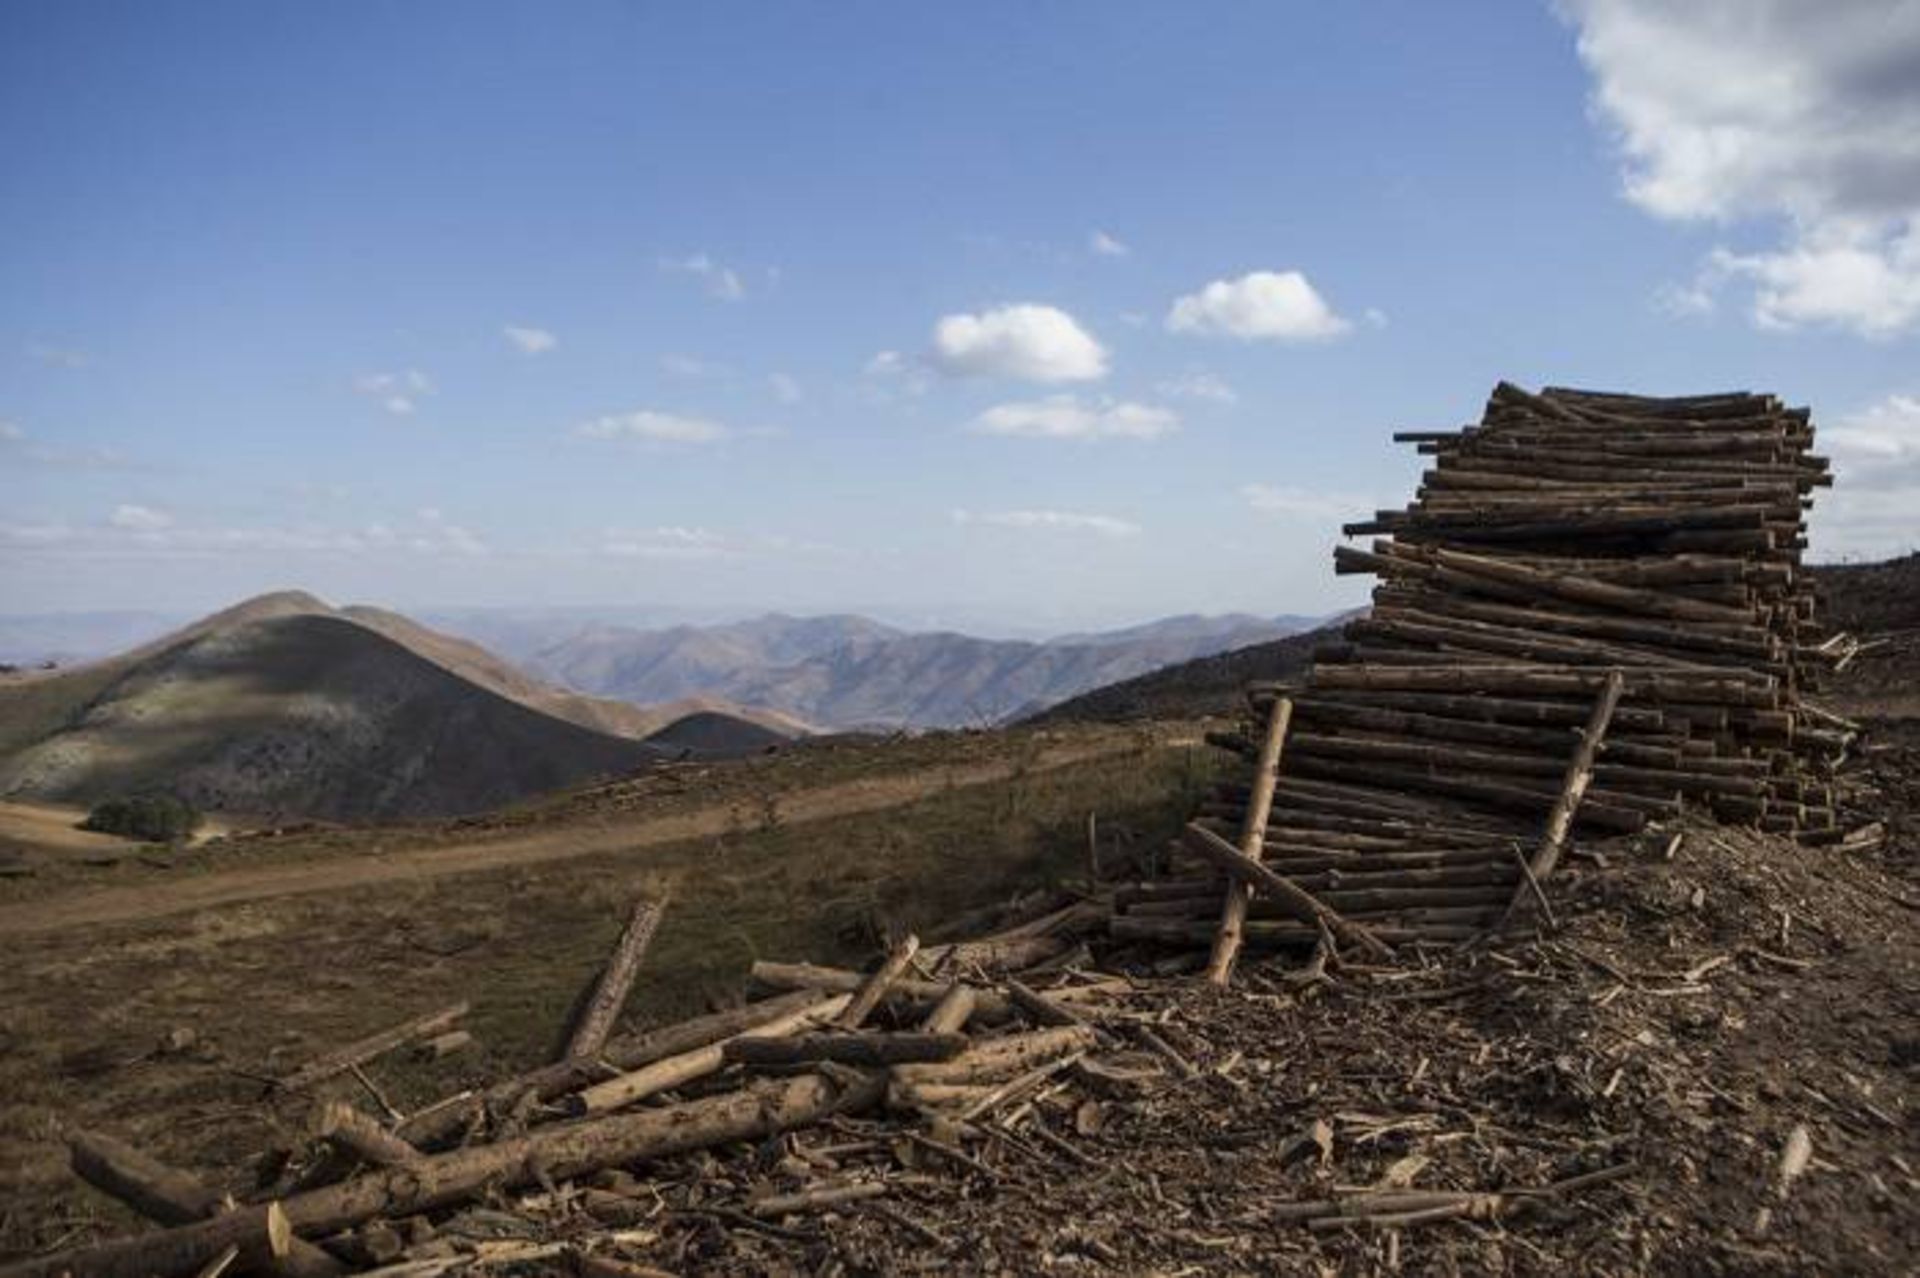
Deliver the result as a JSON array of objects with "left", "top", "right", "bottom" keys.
[{"left": 561, "top": 895, "right": 667, "bottom": 1063}]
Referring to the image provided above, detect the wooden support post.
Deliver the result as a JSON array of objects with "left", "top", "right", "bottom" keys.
[
  {"left": 1207, "top": 695, "right": 1292, "bottom": 984},
  {"left": 1182, "top": 825, "right": 1394, "bottom": 960},
  {"left": 562, "top": 894, "right": 667, "bottom": 1062},
  {"left": 1500, "top": 670, "right": 1626, "bottom": 929}
]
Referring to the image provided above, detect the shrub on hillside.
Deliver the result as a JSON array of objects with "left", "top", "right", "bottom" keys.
[{"left": 80, "top": 793, "right": 202, "bottom": 843}]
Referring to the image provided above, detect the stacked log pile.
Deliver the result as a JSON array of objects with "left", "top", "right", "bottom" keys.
[{"left": 1111, "top": 382, "right": 1856, "bottom": 970}]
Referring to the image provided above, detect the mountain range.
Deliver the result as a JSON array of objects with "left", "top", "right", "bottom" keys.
[
  {"left": 0, "top": 593, "right": 795, "bottom": 823},
  {"left": 524, "top": 612, "right": 1319, "bottom": 730}
]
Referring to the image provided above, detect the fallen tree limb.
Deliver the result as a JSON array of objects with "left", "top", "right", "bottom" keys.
[
  {"left": 67, "top": 1129, "right": 345, "bottom": 1278},
  {"left": 276, "top": 1003, "right": 469, "bottom": 1093}
]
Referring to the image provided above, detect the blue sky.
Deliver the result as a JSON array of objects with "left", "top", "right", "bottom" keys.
[{"left": 4, "top": 1, "right": 1917, "bottom": 631}]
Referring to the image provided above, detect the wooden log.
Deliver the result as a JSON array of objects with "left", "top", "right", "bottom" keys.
[
  {"left": 1369, "top": 542, "right": 1762, "bottom": 625},
  {"left": 1306, "top": 663, "right": 1774, "bottom": 707},
  {"left": 1182, "top": 824, "right": 1394, "bottom": 959},
  {"left": 1110, "top": 916, "right": 1484, "bottom": 947},
  {"left": 1004, "top": 978, "right": 1090, "bottom": 1029},
  {"left": 67, "top": 1131, "right": 345, "bottom": 1278},
  {"left": 398, "top": 988, "right": 827, "bottom": 1148},
  {"left": 751, "top": 961, "right": 1020, "bottom": 1023},
  {"left": 1254, "top": 685, "right": 1668, "bottom": 732},
  {"left": 1208, "top": 695, "right": 1293, "bottom": 985},
  {"left": 723, "top": 1032, "right": 967, "bottom": 1067},
  {"left": 276, "top": 1003, "right": 469, "bottom": 1093},
  {"left": 1279, "top": 755, "right": 1654, "bottom": 832},
  {"left": 838, "top": 934, "right": 920, "bottom": 1029},
  {"left": 69, "top": 1129, "right": 224, "bottom": 1224},
  {"left": 317, "top": 1102, "right": 423, "bottom": 1169},
  {"left": 569, "top": 993, "right": 851, "bottom": 1114},
  {"left": 1356, "top": 606, "right": 1769, "bottom": 674},
  {"left": 561, "top": 895, "right": 667, "bottom": 1063},
  {"left": 890, "top": 1026, "right": 1098, "bottom": 1085},
  {"left": 917, "top": 933, "right": 1067, "bottom": 973},
  {"left": 1501, "top": 671, "right": 1624, "bottom": 928},
  {"left": 918, "top": 984, "right": 978, "bottom": 1034},
  {"left": 6, "top": 1075, "right": 884, "bottom": 1278}
]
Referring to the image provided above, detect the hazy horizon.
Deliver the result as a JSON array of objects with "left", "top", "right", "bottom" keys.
[{"left": 6, "top": 3, "right": 1917, "bottom": 624}]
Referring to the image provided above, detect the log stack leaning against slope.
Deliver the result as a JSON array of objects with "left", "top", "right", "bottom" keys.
[{"left": 1113, "top": 382, "right": 1851, "bottom": 955}]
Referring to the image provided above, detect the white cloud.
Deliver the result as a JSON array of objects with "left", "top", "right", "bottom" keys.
[
  {"left": 929, "top": 304, "right": 1109, "bottom": 383},
  {"left": 574, "top": 410, "right": 731, "bottom": 444},
  {"left": 1155, "top": 371, "right": 1237, "bottom": 405},
  {"left": 1826, "top": 393, "right": 1920, "bottom": 462},
  {"left": 25, "top": 342, "right": 88, "bottom": 369},
  {"left": 602, "top": 525, "right": 741, "bottom": 561},
  {"left": 108, "top": 503, "right": 174, "bottom": 531},
  {"left": 659, "top": 252, "right": 747, "bottom": 301},
  {"left": 0, "top": 420, "right": 23, "bottom": 441},
  {"left": 769, "top": 372, "right": 803, "bottom": 404},
  {"left": 1242, "top": 483, "right": 1372, "bottom": 522},
  {"left": 860, "top": 349, "right": 931, "bottom": 401},
  {"left": 353, "top": 369, "right": 433, "bottom": 416},
  {"left": 503, "top": 325, "right": 558, "bottom": 354},
  {"left": 1563, "top": 0, "right": 1920, "bottom": 337},
  {"left": 952, "top": 508, "right": 1140, "bottom": 538},
  {"left": 969, "top": 395, "right": 1178, "bottom": 441},
  {"left": 1167, "top": 270, "right": 1352, "bottom": 342},
  {"left": 7, "top": 512, "right": 488, "bottom": 559},
  {"left": 1089, "top": 229, "right": 1130, "bottom": 258},
  {"left": 1812, "top": 392, "right": 1920, "bottom": 557}
]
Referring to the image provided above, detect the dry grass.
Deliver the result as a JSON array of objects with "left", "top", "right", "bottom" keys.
[{"left": 0, "top": 727, "right": 1219, "bottom": 1254}]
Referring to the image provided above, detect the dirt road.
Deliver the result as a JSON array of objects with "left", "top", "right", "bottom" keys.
[{"left": 0, "top": 737, "right": 1151, "bottom": 936}]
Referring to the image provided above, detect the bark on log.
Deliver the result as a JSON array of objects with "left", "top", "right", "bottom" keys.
[
  {"left": 723, "top": 1032, "right": 967, "bottom": 1066},
  {"left": 569, "top": 994, "right": 850, "bottom": 1115},
  {"left": 1279, "top": 756, "right": 1653, "bottom": 832},
  {"left": 1182, "top": 824, "right": 1394, "bottom": 959},
  {"left": 890, "top": 1026, "right": 1099, "bottom": 1085},
  {"left": 317, "top": 1102, "right": 423, "bottom": 1169},
  {"left": 749, "top": 961, "right": 1019, "bottom": 1023},
  {"left": 561, "top": 895, "right": 667, "bottom": 1063},
  {"left": 1501, "top": 671, "right": 1624, "bottom": 926},
  {"left": 67, "top": 1130, "right": 345, "bottom": 1278},
  {"left": 918, "top": 984, "right": 978, "bottom": 1034},
  {"left": 1306, "top": 662, "right": 1774, "bottom": 707},
  {"left": 1208, "top": 694, "right": 1293, "bottom": 985},
  {"left": 838, "top": 934, "right": 920, "bottom": 1029},
  {"left": 397, "top": 988, "right": 828, "bottom": 1148}
]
